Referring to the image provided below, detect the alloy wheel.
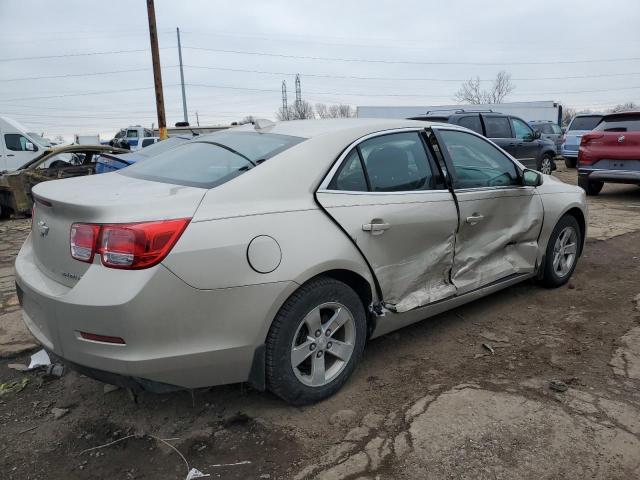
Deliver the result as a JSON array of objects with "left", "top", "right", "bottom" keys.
[
  {"left": 552, "top": 226, "right": 578, "bottom": 278},
  {"left": 541, "top": 156, "right": 552, "bottom": 175},
  {"left": 291, "top": 302, "right": 356, "bottom": 387}
]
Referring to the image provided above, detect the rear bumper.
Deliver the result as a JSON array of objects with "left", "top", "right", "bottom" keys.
[
  {"left": 15, "top": 235, "right": 297, "bottom": 389},
  {"left": 579, "top": 168, "right": 640, "bottom": 184}
]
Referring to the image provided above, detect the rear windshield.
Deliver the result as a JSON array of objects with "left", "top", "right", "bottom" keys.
[
  {"left": 594, "top": 114, "right": 640, "bottom": 132},
  {"left": 569, "top": 116, "right": 602, "bottom": 131},
  {"left": 120, "top": 132, "right": 304, "bottom": 188}
]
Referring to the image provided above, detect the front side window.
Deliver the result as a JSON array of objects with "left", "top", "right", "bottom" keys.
[
  {"left": 122, "top": 132, "right": 304, "bottom": 188},
  {"left": 483, "top": 116, "right": 512, "bottom": 138},
  {"left": 358, "top": 132, "right": 438, "bottom": 192},
  {"left": 511, "top": 118, "right": 534, "bottom": 140},
  {"left": 5, "top": 134, "right": 36, "bottom": 152},
  {"left": 438, "top": 130, "right": 520, "bottom": 189},
  {"left": 141, "top": 138, "right": 156, "bottom": 148}
]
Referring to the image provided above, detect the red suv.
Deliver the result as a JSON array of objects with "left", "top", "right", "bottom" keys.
[{"left": 578, "top": 112, "right": 640, "bottom": 195}]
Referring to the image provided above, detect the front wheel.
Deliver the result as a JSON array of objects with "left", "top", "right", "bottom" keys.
[
  {"left": 578, "top": 176, "right": 603, "bottom": 196},
  {"left": 540, "top": 215, "right": 581, "bottom": 288},
  {"left": 266, "top": 277, "right": 367, "bottom": 405},
  {"left": 538, "top": 153, "right": 553, "bottom": 175}
]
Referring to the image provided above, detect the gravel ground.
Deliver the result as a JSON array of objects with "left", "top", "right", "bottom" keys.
[{"left": 1, "top": 167, "right": 640, "bottom": 479}]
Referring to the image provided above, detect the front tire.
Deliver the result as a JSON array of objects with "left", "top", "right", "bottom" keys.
[
  {"left": 538, "top": 153, "right": 553, "bottom": 175},
  {"left": 540, "top": 215, "right": 581, "bottom": 288},
  {"left": 578, "top": 176, "right": 603, "bottom": 196},
  {"left": 266, "top": 277, "right": 367, "bottom": 405}
]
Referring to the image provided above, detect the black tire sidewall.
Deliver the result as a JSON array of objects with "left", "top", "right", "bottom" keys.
[
  {"left": 542, "top": 215, "right": 581, "bottom": 287},
  {"left": 266, "top": 278, "right": 367, "bottom": 405}
]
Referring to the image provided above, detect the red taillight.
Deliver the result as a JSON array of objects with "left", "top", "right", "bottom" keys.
[
  {"left": 580, "top": 132, "right": 604, "bottom": 146},
  {"left": 70, "top": 223, "right": 100, "bottom": 263},
  {"left": 70, "top": 218, "right": 190, "bottom": 269}
]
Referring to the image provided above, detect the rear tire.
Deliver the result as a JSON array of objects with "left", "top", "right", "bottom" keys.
[
  {"left": 265, "top": 277, "right": 367, "bottom": 405},
  {"left": 564, "top": 157, "right": 577, "bottom": 168},
  {"left": 540, "top": 215, "right": 581, "bottom": 288},
  {"left": 578, "top": 176, "right": 603, "bottom": 196}
]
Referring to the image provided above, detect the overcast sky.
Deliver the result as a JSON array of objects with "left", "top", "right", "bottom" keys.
[{"left": 1, "top": 0, "right": 639, "bottom": 140}]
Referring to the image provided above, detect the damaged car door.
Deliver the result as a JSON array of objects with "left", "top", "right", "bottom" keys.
[
  {"left": 433, "top": 127, "right": 544, "bottom": 294},
  {"left": 316, "top": 130, "right": 459, "bottom": 313}
]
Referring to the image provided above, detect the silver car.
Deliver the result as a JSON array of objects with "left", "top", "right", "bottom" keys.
[
  {"left": 16, "top": 119, "right": 587, "bottom": 405},
  {"left": 561, "top": 114, "right": 603, "bottom": 168}
]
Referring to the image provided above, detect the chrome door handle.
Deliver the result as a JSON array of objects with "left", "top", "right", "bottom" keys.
[
  {"left": 362, "top": 221, "right": 391, "bottom": 235},
  {"left": 466, "top": 214, "right": 484, "bottom": 225}
]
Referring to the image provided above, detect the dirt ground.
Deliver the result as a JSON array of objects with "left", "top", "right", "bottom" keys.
[{"left": 2, "top": 164, "right": 640, "bottom": 479}]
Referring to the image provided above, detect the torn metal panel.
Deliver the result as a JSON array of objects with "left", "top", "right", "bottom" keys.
[
  {"left": 376, "top": 233, "right": 457, "bottom": 313},
  {"left": 451, "top": 189, "right": 544, "bottom": 294},
  {"left": 316, "top": 190, "right": 459, "bottom": 314}
]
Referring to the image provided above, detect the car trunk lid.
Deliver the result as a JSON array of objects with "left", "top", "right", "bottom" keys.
[{"left": 30, "top": 172, "right": 206, "bottom": 287}]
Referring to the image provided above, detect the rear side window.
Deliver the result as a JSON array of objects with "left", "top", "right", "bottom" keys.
[
  {"left": 329, "top": 150, "right": 368, "bottom": 191},
  {"left": 594, "top": 114, "right": 640, "bottom": 132},
  {"left": 457, "top": 115, "right": 483, "bottom": 134},
  {"left": 483, "top": 116, "right": 512, "bottom": 138},
  {"left": 569, "top": 116, "right": 602, "bottom": 131},
  {"left": 121, "top": 132, "right": 304, "bottom": 188},
  {"left": 358, "top": 132, "right": 438, "bottom": 192},
  {"left": 141, "top": 138, "right": 156, "bottom": 148}
]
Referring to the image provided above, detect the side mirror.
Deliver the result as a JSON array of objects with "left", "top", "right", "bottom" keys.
[
  {"left": 25, "top": 142, "right": 35, "bottom": 151},
  {"left": 523, "top": 169, "right": 543, "bottom": 186},
  {"left": 533, "top": 130, "right": 541, "bottom": 139}
]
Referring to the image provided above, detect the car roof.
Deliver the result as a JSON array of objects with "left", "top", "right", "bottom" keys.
[
  {"left": 201, "top": 118, "right": 442, "bottom": 140},
  {"left": 601, "top": 110, "right": 640, "bottom": 120}
]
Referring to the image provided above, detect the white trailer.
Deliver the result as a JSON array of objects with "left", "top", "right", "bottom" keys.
[{"left": 357, "top": 100, "right": 563, "bottom": 125}]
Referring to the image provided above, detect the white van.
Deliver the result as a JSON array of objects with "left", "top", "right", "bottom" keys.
[{"left": 0, "top": 116, "right": 46, "bottom": 172}]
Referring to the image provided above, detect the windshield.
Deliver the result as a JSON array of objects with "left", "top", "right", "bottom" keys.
[
  {"left": 121, "top": 132, "right": 304, "bottom": 188},
  {"left": 27, "top": 133, "right": 52, "bottom": 148},
  {"left": 569, "top": 116, "right": 603, "bottom": 131}
]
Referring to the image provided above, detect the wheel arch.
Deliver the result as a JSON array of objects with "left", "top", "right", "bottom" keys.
[{"left": 564, "top": 206, "right": 586, "bottom": 255}]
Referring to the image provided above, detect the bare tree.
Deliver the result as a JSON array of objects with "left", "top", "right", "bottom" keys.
[
  {"left": 239, "top": 115, "right": 256, "bottom": 124},
  {"left": 315, "top": 102, "right": 355, "bottom": 118},
  {"left": 455, "top": 71, "right": 515, "bottom": 104},
  {"left": 277, "top": 101, "right": 315, "bottom": 120},
  {"left": 562, "top": 107, "right": 576, "bottom": 127},
  {"left": 610, "top": 102, "right": 637, "bottom": 113},
  {"left": 315, "top": 103, "right": 330, "bottom": 119}
]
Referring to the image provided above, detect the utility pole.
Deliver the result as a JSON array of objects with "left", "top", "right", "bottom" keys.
[
  {"left": 176, "top": 27, "right": 188, "bottom": 124},
  {"left": 295, "top": 74, "right": 302, "bottom": 109},
  {"left": 146, "top": 0, "right": 168, "bottom": 140},
  {"left": 195, "top": 111, "right": 200, "bottom": 126}
]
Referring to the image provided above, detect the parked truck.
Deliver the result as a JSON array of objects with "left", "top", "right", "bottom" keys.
[{"left": 0, "top": 116, "right": 48, "bottom": 172}]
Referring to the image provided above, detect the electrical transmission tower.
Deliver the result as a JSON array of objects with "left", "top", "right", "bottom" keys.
[
  {"left": 295, "top": 74, "right": 302, "bottom": 109},
  {"left": 281, "top": 80, "right": 288, "bottom": 120}
]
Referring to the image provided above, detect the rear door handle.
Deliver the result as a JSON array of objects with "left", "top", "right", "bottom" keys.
[
  {"left": 363, "top": 221, "right": 391, "bottom": 235},
  {"left": 466, "top": 214, "right": 484, "bottom": 225},
  {"left": 7, "top": 154, "right": 15, "bottom": 157}
]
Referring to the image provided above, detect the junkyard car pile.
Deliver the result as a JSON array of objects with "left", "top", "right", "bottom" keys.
[{"left": 14, "top": 118, "right": 587, "bottom": 405}]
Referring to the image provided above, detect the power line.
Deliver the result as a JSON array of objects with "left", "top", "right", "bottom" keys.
[
  {"left": 182, "top": 45, "right": 640, "bottom": 66},
  {"left": 184, "top": 64, "right": 640, "bottom": 83},
  {"left": 0, "top": 47, "right": 175, "bottom": 63},
  {"left": 0, "top": 85, "right": 179, "bottom": 102},
  {"left": 0, "top": 67, "right": 179, "bottom": 82}
]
